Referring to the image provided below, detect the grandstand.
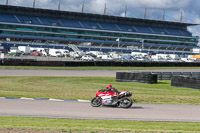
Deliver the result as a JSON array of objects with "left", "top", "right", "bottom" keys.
[{"left": 0, "top": 4, "right": 199, "bottom": 54}]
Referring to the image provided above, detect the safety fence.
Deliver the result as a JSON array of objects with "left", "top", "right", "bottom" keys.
[{"left": 1, "top": 60, "right": 200, "bottom": 67}]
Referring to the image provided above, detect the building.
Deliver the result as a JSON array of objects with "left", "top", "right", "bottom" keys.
[{"left": 0, "top": 4, "right": 199, "bottom": 54}]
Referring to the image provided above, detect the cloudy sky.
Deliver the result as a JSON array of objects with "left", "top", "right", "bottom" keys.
[{"left": 0, "top": 0, "right": 200, "bottom": 38}]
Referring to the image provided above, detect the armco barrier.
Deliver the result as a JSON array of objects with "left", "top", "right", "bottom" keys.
[
  {"left": 116, "top": 72, "right": 157, "bottom": 84},
  {"left": 171, "top": 76, "right": 200, "bottom": 89},
  {"left": 1, "top": 60, "right": 66, "bottom": 66},
  {"left": 2, "top": 60, "right": 200, "bottom": 67}
]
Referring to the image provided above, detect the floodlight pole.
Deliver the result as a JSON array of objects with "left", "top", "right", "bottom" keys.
[
  {"left": 81, "top": 0, "right": 84, "bottom": 13},
  {"left": 180, "top": 11, "right": 183, "bottom": 22},
  {"left": 33, "top": 0, "right": 36, "bottom": 8},
  {"left": 162, "top": 9, "right": 165, "bottom": 21},
  {"left": 104, "top": 3, "right": 106, "bottom": 15},
  {"left": 124, "top": 5, "right": 127, "bottom": 17},
  {"left": 142, "top": 40, "right": 144, "bottom": 50},
  {"left": 58, "top": 0, "right": 61, "bottom": 10},
  {"left": 144, "top": 8, "right": 147, "bottom": 19},
  {"left": 118, "top": 39, "right": 120, "bottom": 48},
  {"left": 6, "top": 0, "right": 8, "bottom": 5}
]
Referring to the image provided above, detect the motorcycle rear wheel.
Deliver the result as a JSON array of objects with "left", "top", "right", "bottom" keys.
[
  {"left": 91, "top": 97, "right": 102, "bottom": 107},
  {"left": 119, "top": 97, "right": 133, "bottom": 108}
]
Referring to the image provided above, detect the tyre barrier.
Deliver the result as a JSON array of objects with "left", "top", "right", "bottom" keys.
[
  {"left": 121, "top": 72, "right": 200, "bottom": 80},
  {"left": 171, "top": 76, "right": 200, "bottom": 89},
  {"left": 116, "top": 72, "right": 157, "bottom": 84}
]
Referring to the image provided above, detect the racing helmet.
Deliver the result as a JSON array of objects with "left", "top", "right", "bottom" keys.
[{"left": 106, "top": 84, "right": 112, "bottom": 89}]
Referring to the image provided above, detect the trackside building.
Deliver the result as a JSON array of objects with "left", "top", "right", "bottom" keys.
[{"left": 0, "top": 4, "right": 199, "bottom": 53}]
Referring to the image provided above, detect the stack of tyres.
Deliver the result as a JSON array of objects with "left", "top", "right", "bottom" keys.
[
  {"left": 116, "top": 72, "right": 157, "bottom": 84},
  {"left": 171, "top": 76, "right": 200, "bottom": 89}
]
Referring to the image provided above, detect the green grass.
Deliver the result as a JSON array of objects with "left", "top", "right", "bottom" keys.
[
  {"left": 0, "top": 76, "right": 200, "bottom": 105},
  {"left": 1, "top": 75, "right": 200, "bottom": 132},
  {"left": 1, "top": 66, "right": 200, "bottom": 70},
  {"left": 0, "top": 116, "right": 200, "bottom": 133}
]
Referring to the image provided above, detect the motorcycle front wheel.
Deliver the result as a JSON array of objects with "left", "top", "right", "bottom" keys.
[
  {"left": 119, "top": 97, "right": 133, "bottom": 108},
  {"left": 91, "top": 97, "right": 102, "bottom": 107}
]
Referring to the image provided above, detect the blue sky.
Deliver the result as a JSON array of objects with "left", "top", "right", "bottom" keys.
[{"left": 1, "top": 0, "right": 200, "bottom": 38}]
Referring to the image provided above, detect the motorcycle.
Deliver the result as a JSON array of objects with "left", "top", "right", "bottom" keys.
[{"left": 91, "top": 89, "right": 133, "bottom": 108}]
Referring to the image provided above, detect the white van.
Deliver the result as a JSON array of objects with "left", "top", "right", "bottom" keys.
[
  {"left": 49, "top": 49, "right": 62, "bottom": 57},
  {"left": 36, "top": 48, "right": 48, "bottom": 56},
  {"left": 58, "top": 49, "right": 70, "bottom": 57},
  {"left": 101, "top": 55, "right": 113, "bottom": 60},
  {"left": 18, "top": 46, "right": 31, "bottom": 54}
]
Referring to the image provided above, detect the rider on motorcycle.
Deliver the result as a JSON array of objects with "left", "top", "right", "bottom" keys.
[
  {"left": 99, "top": 84, "right": 119, "bottom": 105},
  {"left": 105, "top": 84, "right": 120, "bottom": 96}
]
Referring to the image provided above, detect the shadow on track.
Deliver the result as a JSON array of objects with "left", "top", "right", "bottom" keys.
[{"left": 100, "top": 105, "right": 144, "bottom": 109}]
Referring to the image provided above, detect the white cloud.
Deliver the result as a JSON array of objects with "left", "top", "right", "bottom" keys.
[
  {"left": 1, "top": 0, "right": 193, "bottom": 14},
  {"left": 136, "top": 0, "right": 191, "bottom": 8},
  {"left": 0, "top": 0, "right": 199, "bottom": 36}
]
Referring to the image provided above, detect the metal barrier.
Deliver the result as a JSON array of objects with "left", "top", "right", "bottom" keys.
[{"left": 2, "top": 59, "right": 200, "bottom": 67}]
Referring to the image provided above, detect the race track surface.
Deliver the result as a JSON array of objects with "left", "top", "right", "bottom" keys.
[
  {"left": 0, "top": 69, "right": 200, "bottom": 76},
  {"left": 0, "top": 99, "right": 200, "bottom": 122}
]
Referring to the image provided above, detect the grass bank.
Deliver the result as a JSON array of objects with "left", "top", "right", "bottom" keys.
[
  {"left": 0, "top": 76, "right": 200, "bottom": 105},
  {"left": 1, "top": 66, "right": 200, "bottom": 70},
  {"left": 0, "top": 116, "right": 200, "bottom": 133}
]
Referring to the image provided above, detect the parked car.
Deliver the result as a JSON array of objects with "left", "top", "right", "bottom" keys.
[
  {"left": 101, "top": 55, "right": 113, "bottom": 60},
  {"left": 8, "top": 50, "right": 23, "bottom": 56},
  {"left": 81, "top": 55, "right": 95, "bottom": 61},
  {"left": 30, "top": 51, "right": 41, "bottom": 56},
  {"left": 49, "top": 49, "right": 62, "bottom": 57},
  {"left": 58, "top": 49, "right": 70, "bottom": 57}
]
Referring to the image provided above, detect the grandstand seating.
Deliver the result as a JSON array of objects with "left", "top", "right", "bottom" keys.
[
  {"left": 0, "top": 12, "right": 192, "bottom": 37},
  {"left": 116, "top": 23, "right": 136, "bottom": 32},
  {"left": 150, "top": 27, "right": 167, "bottom": 35},
  {"left": 134, "top": 25, "right": 152, "bottom": 33},
  {"left": 80, "top": 20, "right": 101, "bottom": 29},
  {"left": 180, "top": 29, "right": 191, "bottom": 36},
  {"left": 60, "top": 18, "right": 82, "bottom": 28},
  {"left": 98, "top": 22, "right": 119, "bottom": 31},
  {"left": 0, "top": 13, "right": 18, "bottom": 23},
  {"left": 16, "top": 15, "right": 41, "bottom": 25},
  {"left": 38, "top": 17, "right": 62, "bottom": 26},
  {"left": 166, "top": 28, "right": 182, "bottom": 36}
]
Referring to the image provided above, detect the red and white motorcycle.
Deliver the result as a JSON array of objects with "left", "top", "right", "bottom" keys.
[{"left": 91, "top": 89, "right": 133, "bottom": 108}]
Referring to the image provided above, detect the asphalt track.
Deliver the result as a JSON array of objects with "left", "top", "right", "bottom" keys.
[
  {"left": 1, "top": 68, "right": 200, "bottom": 76},
  {"left": 0, "top": 68, "right": 200, "bottom": 122},
  {"left": 1, "top": 99, "right": 200, "bottom": 122}
]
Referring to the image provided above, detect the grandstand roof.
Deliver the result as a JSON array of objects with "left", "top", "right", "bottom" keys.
[{"left": 0, "top": 4, "right": 198, "bottom": 27}]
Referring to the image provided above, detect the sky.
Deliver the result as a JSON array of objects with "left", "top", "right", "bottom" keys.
[{"left": 0, "top": 0, "right": 200, "bottom": 39}]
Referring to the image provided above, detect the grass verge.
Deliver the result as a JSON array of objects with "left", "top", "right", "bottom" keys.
[
  {"left": 0, "top": 116, "right": 200, "bottom": 133},
  {"left": 1, "top": 66, "right": 200, "bottom": 70},
  {"left": 0, "top": 76, "right": 200, "bottom": 105}
]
